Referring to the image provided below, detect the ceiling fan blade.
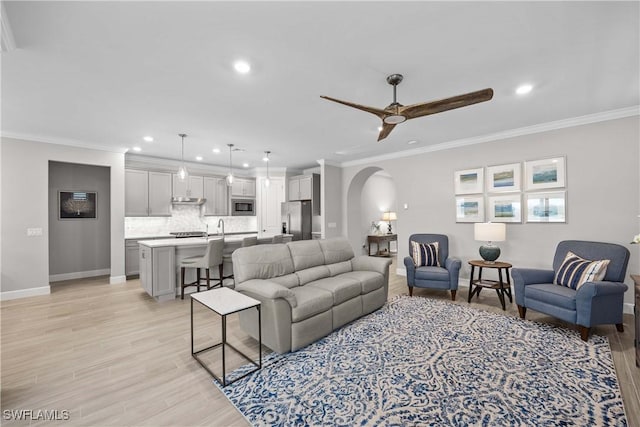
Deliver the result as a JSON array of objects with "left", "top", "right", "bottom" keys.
[
  {"left": 377, "top": 123, "right": 396, "bottom": 141},
  {"left": 320, "top": 95, "right": 388, "bottom": 120},
  {"left": 400, "top": 88, "right": 494, "bottom": 120}
]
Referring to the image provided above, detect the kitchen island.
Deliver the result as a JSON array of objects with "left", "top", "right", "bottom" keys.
[{"left": 139, "top": 234, "right": 291, "bottom": 301}]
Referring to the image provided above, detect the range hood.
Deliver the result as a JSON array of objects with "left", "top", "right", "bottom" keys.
[{"left": 171, "top": 197, "right": 206, "bottom": 205}]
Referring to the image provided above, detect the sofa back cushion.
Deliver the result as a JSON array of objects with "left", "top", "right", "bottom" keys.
[
  {"left": 287, "top": 240, "right": 325, "bottom": 271},
  {"left": 297, "top": 265, "right": 330, "bottom": 285},
  {"left": 319, "top": 237, "right": 355, "bottom": 264},
  {"left": 270, "top": 273, "right": 300, "bottom": 289},
  {"left": 327, "top": 261, "right": 352, "bottom": 276},
  {"left": 232, "top": 244, "right": 295, "bottom": 284}
]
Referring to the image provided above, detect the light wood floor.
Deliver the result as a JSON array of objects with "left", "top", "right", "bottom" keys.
[{"left": 2, "top": 257, "right": 638, "bottom": 426}]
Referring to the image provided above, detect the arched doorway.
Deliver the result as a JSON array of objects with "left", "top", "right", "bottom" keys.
[{"left": 345, "top": 166, "right": 397, "bottom": 255}]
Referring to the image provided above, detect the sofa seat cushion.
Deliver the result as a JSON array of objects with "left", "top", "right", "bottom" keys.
[
  {"left": 307, "top": 276, "right": 361, "bottom": 305},
  {"left": 339, "top": 271, "right": 384, "bottom": 294},
  {"left": 290, "top": 286, "right": 334, "bottom": 322},
  {"left": 525, "top": 283, "right": 577, "bottom": 311}
]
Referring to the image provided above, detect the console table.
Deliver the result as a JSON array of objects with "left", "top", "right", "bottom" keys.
[
  {"left": 632, "top": 274, "right": 640, "bottom": 368},
  {"left": 468, "top": 260, "right": 513, "bottom": 310},
  {"left": 367, "top": 234, "right": 397, "bottom": 257}
]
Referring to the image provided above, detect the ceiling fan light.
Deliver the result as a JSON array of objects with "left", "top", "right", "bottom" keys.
[{"left": 383, "top": 115, "right": 406, "bottom": 125}]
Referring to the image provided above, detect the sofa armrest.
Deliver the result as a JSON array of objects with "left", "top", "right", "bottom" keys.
[
  {"left": 576, "top": 281, "right": 629, "bottom": 327},
  {"left": 351, "top": 255, "right": 392, "bottom": 276},
  {"left": 235, "top": 279, "right": 298, "bottom": 308},
  {"left": 404, "top": 256, "right": 416, "bottom": 285},
  {"left": 445, "top": 257, "right": 462, "bottom": 288},
  {"left": 512, "top": 268, "right": 554, "bottom": 306}
]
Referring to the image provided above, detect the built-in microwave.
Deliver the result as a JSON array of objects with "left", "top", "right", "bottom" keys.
[{"left": 231, "top": 198, "right": 255, "bottom": 216}]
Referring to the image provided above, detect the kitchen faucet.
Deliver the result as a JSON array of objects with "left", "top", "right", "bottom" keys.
[{"left": 217, "top": 218, "right": 225, "bottom": 237}]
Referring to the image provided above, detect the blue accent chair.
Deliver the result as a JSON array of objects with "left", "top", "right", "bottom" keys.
[
  {"left": 403, "top": 234, "right": 461, "bottom": 300},
  {"left": 512, "top": 240, "right": 629, "bottom": 341}
]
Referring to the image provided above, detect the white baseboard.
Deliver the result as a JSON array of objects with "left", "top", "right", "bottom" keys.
[
  {"left": 110, "top": 275, "right": 126, "bottom": 284},
  {"left": 49, "top": 268, "right": 111, "bottom": 283},
  {"left": 397, "top": 268, "right": 635, "bottom": 315},
  {"left": 1, "top": 286, "right": 50, "bottom": 301}
]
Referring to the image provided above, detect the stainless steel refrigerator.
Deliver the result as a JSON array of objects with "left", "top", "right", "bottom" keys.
[{"left": 281, "top": 201, "right": 312, "bottom": 241}]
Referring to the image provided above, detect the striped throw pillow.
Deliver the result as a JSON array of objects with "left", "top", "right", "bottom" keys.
[
  {"left": 554, "top": 251, "right": 610, "bottom": 290},
  {"left": 411, "top": 241, "right": 440, "bottom": 267}
]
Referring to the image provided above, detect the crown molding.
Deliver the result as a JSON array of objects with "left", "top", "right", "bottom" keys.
[
  {"left": 339, "top": 105, "right": 640, "bottom": 168},
  {"left": 1, "top": 131, "right": 129, "bottom": 153}
]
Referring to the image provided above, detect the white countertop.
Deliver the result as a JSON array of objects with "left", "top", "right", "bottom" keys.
[{"left": 139, "top": 234, "right": 258, "bottom": 248}]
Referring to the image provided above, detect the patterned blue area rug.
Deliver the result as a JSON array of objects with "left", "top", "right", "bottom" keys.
[{"left": 219, "top": 296, "right": 627, "bottom": 426}]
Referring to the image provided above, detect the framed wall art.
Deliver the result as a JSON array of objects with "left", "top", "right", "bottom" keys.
[
  {"left": 59, "top": 191, "right": 97, "bottom": 219},
  {"left": 525, "top": 157, "right": 566, "bottom": 191},
  {"left": 455, "top": 196, "right": 485, "bottom": 223},
  {"left": 454, "top": 168, "right": 484, "bottom": 195},
  {"left": 488, "top": 194, "right": 522, "bottom": 223},
  {"left": 525, "top": 191, "right": 566, "bottom": 223},
  {"left": 486, "top": 163, "right": 521, "bottom": 193}
]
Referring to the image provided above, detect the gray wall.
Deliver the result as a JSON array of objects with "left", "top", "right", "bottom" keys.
[
  {"left": 1, "top": 137, "right": 125, "bottom": 298},
  {"left": 360, "top": 172, "right": 397, "bottom": 249},
  {"left": 320, "top": 161, "right": 343, "bottom": 238},
  {"left": 48, "top": 161, "right": 111, "bottom": 278},
  {"left": 341, "top": 116, "right": 640, "bottom": 308}
]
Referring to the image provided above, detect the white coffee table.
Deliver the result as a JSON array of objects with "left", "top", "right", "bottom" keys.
[{"left": 190, "top": 287, "right": 261, "bottom": 386}]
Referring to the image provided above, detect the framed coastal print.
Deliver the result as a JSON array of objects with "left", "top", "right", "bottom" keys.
[
  {"left": 486, "top": 163, "right": 521, "bottom": 193},
  {"left": 454, "top": 168, "right": 484, "bottom": 195},
  {"left": 525, "top": 157, "right": 566, "bottom": 191},
  {"left": 488, "top": 194, "right": 522, "bottom": 223},
  {"left": 59, "top": 191, "right": 97, "bottom": 219},
  {"left": 525, "top": 191, "right": 566, "bottom": 223},
  {"left": 455, "top": 196, "right": 485, "bottom": 223}
]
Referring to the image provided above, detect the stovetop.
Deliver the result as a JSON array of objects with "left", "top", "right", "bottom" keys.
[{"left": 169, "top": 231, "right": 207, "bottom": 238}]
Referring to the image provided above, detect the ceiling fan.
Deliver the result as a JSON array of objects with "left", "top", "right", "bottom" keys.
[{"left": 321, "top": 74, "right": 493, "bottom": 141}]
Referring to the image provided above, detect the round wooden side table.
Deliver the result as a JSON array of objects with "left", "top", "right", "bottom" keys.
[{"left": 467, "top": 260, "right": 513, "bottom": 310}]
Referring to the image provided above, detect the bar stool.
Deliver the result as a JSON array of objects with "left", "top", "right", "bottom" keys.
[
  {"left": 180, "top": 238, "right": 224, "bottom": 300},
  {"left": 222, "top": 236, "right": 258, "bottom": 287},
  {"left": 271, "top": 234, "right": 283, "bottom": 243}
]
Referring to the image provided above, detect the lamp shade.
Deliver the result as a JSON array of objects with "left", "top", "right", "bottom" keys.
[
  {"left": 381, "top": 211, "right": 397, "bottom": 221},
  {"left": 474, "top": 222, "right": 506, "bottom": 242}
]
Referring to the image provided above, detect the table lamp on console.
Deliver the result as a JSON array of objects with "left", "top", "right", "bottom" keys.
[
  {"left": 381, "top": 211, "right": 397, "bottom": 234},
  {"left": 474, "top": 222, "right": 506, "bottom": 263}
]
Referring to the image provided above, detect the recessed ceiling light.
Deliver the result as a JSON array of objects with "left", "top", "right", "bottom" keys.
[
  {"left": 132, "top": 146, "right": 142, "bottom": 152},
  {"left": 516, "top": 84, "right": 533, "bottom": 95},
  {"left": 234, "top": 60, "right": 251, "bottom": 74},
  {"left": 242, "top": 163, "right": 249, "bottom": 168},
  {"left": 195, "top": 156, "right": 203, "bottom": 161},
  {"left": 407, "top": 140, "right": 418, "bottom": 145},
  {"left": 262, "top": 156, "right": 269, "bottom": 162},
  {"left": 212, "top": 148, "right": 221, "bottom": 154},
  {"left": 143, "top": 136, "right": 153, "bottom": 142}
]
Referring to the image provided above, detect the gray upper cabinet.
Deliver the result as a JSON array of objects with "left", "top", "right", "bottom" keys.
[
  {"left": 288, "top": 173, "right": 320, "bottom": 215},
  {"left": 125, "top": 169, "right": 171, "bottom": 217},
  {"left": 148, "top": 172, "right": 172, "bottom": 215},
  {"left": 172, "top": 174, "right": 204, "bottom": 199},
  {"left": 204, "top": 177, "right": 228, "bottom": 216},
  {"left": 125, "top": 169, "right": 149, "bottom": 216},
  {"left": 231, "top": 178, "right": 256, "bottom": 198}
]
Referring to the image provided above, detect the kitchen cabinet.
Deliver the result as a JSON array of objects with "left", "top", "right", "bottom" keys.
[
  {"left": 125, "top": 169, "right": 171, "bottom": 216},
  {"left": 288, "top": 173, "right": 320, "bottom": 215},
  {"left": 172, "top": 174, "right": 204, "bottom": 199},
  {"left": 139, "top": 245, "right": 175, "bottom": 301},
  {"left": 204, "top": 177, "right": 228, "bottom": 216},
  {"left": 231, "top": 178, "right": 256, "bottom": 198},
  {"left": 257, "top": 177, "right": 285, "bottom": 235}
]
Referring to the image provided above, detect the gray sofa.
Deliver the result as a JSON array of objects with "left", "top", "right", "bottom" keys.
[{"left": 232, "top": 237, "right": 393, "bottom": 353}]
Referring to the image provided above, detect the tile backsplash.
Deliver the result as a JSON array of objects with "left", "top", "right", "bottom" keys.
[{"left": 125, "top": 205, "right": 257, "bottom": 238}]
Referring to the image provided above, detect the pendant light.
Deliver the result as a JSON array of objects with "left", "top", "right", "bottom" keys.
[
  {"left": 177, "top": 133, "right": 188, "bottom": 182},
  {"left": 226, "top": 143, "right": 234, "bottom": 186},
  {"left": 264, "top": 150, "right": 271, "bottom": 187}
]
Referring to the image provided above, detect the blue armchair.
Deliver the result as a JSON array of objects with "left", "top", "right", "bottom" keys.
[
  {"left": 512, "top": 240, "right": 629, "bottom": 341},
  {"left": 403, "top": 234, "right": 461, "bottom": 300}
]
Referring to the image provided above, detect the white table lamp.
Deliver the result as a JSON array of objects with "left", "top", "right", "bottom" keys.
[{"left": 381, "top": 211, "right": 397, "bottom": 234}]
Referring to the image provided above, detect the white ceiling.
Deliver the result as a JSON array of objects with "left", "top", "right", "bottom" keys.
[{"left": 2, "top": 1, "right": 638, "bottom": 171}]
